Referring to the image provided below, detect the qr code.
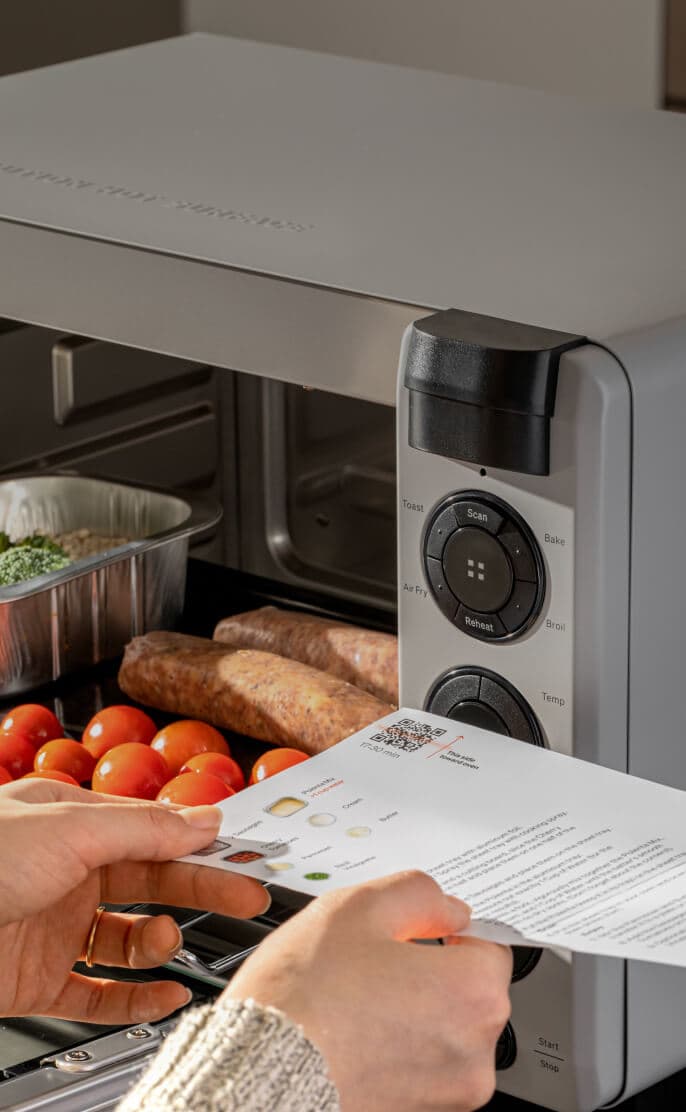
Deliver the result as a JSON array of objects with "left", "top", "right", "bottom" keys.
[{"left": 369, "top": 717, "right": 447, "bottom": 753}]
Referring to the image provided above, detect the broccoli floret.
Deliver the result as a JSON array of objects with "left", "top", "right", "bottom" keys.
[
  {"left": 15, "top": 534, "right": 68, "bottom": 558},
  {"left": 0, "top": 546, "right": 70, "bottom": 587}
]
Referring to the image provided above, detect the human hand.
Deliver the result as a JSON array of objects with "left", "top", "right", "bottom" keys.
[
  {"left": 0, "top": 778, "right": 269, "bottom": 1024},
  {"left": 227, "top": 870, "right": 512, "bottom": 1112}
]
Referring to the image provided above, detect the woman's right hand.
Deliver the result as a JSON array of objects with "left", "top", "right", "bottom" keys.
[{"left": 227, "top": 870, "right": 512, "bottom": 1112}]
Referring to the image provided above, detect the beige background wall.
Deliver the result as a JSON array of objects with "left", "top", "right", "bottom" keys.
[
  {"left": 0, "top": 1, "right": 671, "bottom": 108},
  {"left": 183, "top": 0, "right": 665, "bottom": 106}
]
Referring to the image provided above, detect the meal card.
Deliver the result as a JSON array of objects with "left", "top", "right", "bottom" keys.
[{"left": 181, "top": 709, "right": 686, "bottom": 966}]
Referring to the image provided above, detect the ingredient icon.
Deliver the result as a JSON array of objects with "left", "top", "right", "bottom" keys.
[{"left": 266, "top": 796, "right": 308, "bottom": 817}]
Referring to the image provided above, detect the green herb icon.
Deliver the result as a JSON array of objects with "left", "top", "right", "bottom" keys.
[{"left": 304, "top": 871, "right": 330, "bottom": 881}]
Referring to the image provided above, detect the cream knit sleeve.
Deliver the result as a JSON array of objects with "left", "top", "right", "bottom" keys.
[{"left": 117, "top": 997, "right": 340, "bottom": 1112}]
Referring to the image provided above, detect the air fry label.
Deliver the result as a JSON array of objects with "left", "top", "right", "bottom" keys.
[{"left": 181, "top": 708, "right": 686, "bottom": 968}]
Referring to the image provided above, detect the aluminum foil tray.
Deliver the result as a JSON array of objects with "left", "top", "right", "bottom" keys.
[{"left": 0, "top": 474, "right": 221, "bottom": 696}]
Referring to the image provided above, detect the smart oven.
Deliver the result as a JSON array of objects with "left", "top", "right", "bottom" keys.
[{"left": 1, "top": 33, "right": 686, "bottom": 1112}]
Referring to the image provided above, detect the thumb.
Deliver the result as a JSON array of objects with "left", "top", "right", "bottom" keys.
[
  {"left": 53, "top": 800, "right": 222, "bottom": 870},
  {"left": 351, "top": 870, "right": 471, "bottom": 941}
]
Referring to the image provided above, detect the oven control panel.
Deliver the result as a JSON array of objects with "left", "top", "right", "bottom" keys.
[
  {"left": 422, "top": 492, "right": 545, "bottom": 641},
  {"left": 397, "top": 316, "right": 633, "bottom": 1112},
  {"left": 397, "top": 458, "right": 575, "bottom": 760},
  {"left": 397, "top": 459, "right": 577, "bottom": 1108}
]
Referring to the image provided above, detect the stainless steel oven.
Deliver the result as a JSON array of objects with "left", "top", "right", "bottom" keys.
[{"left": 1, "top": 30, "right": 686, "bottom": 1112}]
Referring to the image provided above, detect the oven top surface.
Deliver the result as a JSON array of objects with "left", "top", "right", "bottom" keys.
[{"left": 1, "top": 33, "right": 685, "bottom": 341}]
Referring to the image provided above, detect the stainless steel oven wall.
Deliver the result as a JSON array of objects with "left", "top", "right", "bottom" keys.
[
  {"left": 0, "top": 321, "right": 235, "bottom": 563},
  {"left": 235, "top": 374, "right": 396, "bottom": 609},
  {"left": 397, "top": 337, "right": 632, "bottom": 1111},
  {"left": 603, "top": 317, "right": 686, "bottom": 1103}
]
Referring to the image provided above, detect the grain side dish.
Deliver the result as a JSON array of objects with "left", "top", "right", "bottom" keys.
[
  {"left": 53, "top": 528, "right": 131, "bottom": 561},
  {"left": 0, "top": 529, "right": 132, "bottom": 586}
]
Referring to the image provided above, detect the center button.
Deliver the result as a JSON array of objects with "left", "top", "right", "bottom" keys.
[{"left": 442, "top": 527, "right": 513, "bottom": 613}]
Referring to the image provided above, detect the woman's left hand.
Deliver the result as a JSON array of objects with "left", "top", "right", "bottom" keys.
[{"left": 0, "top": 778, "right": 269, "bottom": 1024}]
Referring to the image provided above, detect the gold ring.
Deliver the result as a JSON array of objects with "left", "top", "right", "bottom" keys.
[{"left": 84, "top": 905, "right": 106, "bottom": 968}]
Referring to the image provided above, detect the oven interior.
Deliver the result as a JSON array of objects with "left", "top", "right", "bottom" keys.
[{"left": 0, "top": 322, "right": 397, "bottom": 609}]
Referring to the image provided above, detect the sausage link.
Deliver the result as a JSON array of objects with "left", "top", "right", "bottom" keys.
[
  {"left": 213, "top": 606, "right": 398, "bottom": 705},
  {"left": 118, "top": 631, "right": 393, "bottom": 754}
]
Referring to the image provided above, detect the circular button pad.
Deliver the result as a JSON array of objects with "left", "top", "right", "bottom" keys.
[
  {"left": 423, "top": 492, "right": 544, "bottom": 641},
  {"left": 425, "top": 666, "right": 545, "bottom": 747}
]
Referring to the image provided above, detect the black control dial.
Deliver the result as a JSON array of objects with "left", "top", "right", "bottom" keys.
[
  {"left": 511, "top": 946, "right": 542, "bottom": 983},
  {"left": 422, "top": 492, "right": 545, "bottom": 641},
  {"left": 425, "top": 667, "right": 545, "bottom": 747},
  {"left": 496, "top": 1023, "right": 517, "bottom": 1071}
]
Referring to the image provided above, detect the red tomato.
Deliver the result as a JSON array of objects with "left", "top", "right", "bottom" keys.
[
  {"left": 157, "top": 772, "right": 234, "bottom": 806},
  {"left": 0, "top": 765, "right": 12, "bottom": 786},
  {"left": 34, "top": 739, "right": 95, "bottom": 784},
  {"left": 82, "top": 705, "right": 157, "bottom": 761},
  {"left": 151, "top": 720, "right": 230, "bottom": 777},
  {"left": 180, "top": 752, "right": 246, "bottom": 792},
  {"left": 24, "top": 769, "right": 80, "bottom": 786},
  {"left": 0, "top": 733, "right": 37, "bottom": 778},
  {"left": 1, "top": 704, "right": 62, "bottom": 750},
  {"left": 92, "top": 742, "right": 169, "bottom": 799},
  {"left": 250, "top": 747, "right": 309, "bottom": 784}
]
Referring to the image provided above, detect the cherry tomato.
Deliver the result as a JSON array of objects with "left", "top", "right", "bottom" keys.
[
  {"left": 24, "top": 769, "right": 80, "bottom": 786},
  {"left": 0, "top": 765, "right": 12, "bottom": 786},
  {"left": 157, "top": 772, "right": 234, "bottom": 806},
  {"left": 92, "top": 742, "right": 169, "bottom": 799},
  {"left": 1, "top": 704, "right": 62, "bottom": 750},
  {"left": 34, "top": 739, "right": 95, "bottom": 784},
  {"left": 180, "top": 752, "right": 246, "bottom": 792},
  {"left": 0, "top": 733, "right": 37, "bottom": 778},
  {"left": 82, "top": 705, "right": 157, "bottom": 761},
  {"left": 250, "top": 747, "right": 309, "bottom": 784},
  {"left": 151, "top": 720, "right": 230, "bottom": 777}
]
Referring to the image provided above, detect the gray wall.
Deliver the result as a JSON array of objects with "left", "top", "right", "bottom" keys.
[
  {"left": 0, "top": 2, "right": 666, "bottom": 107},
  {"left": 183, "top": 0, "right": 664, "bottom": 106}
]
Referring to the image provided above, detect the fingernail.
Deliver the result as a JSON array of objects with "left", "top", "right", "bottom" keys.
[
  {"left": 179, "top": 805, "right": 222, "bottom": 829},
  {"left": 161, "top": 919, "right": 184, "bottom": 959},
  {"left": 180, "top": 987, "right": 193, "bottom": 1007},
  {"left": 170, "top": 934, "right": 184, "bottom": 959},
  {"left": 139, "top": 917, "right": 183, "bottom": 964},
  {"left": 258, "top": 888, "right": 272, "bottom": 915},
  {"left": 448, "top": 896, "right": 472, "bottom": 915}
]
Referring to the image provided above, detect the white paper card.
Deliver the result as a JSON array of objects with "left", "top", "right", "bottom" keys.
[{"left": 181, "top": 708, "right": 686, "bottom": 966}]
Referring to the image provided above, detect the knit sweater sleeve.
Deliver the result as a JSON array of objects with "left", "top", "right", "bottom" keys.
[{"left": 116, "top": 997, "right": 340, "bottom": 1112}]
